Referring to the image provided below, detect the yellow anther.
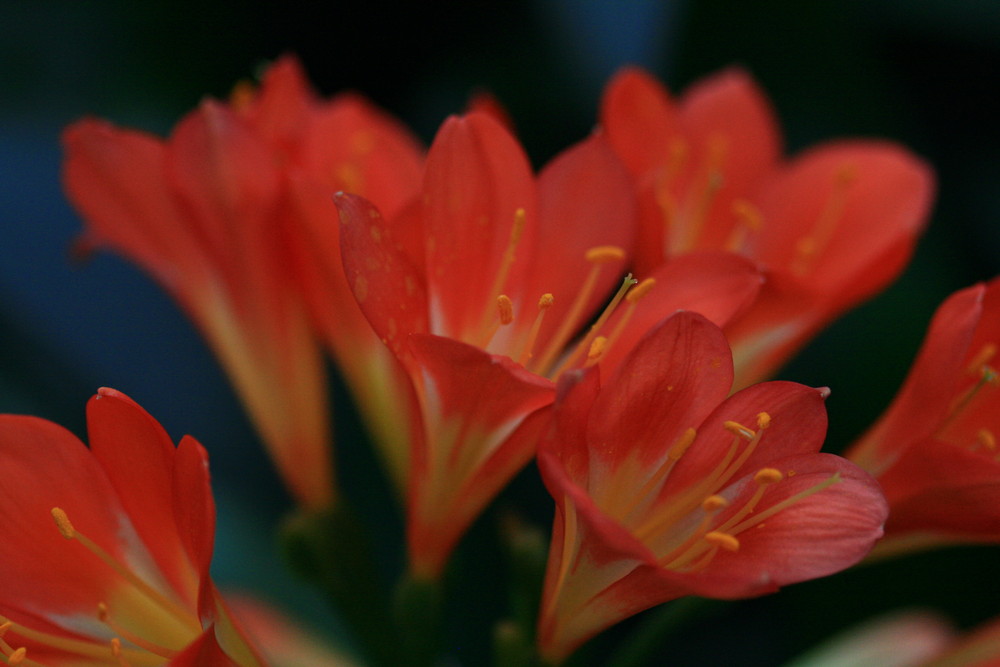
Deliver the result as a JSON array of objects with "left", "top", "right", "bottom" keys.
[
  {"left": 8, "top": 647, "right": 26, "bottom": 665},
  {"left": 704, "top": 531, "right": 740, "bottom": 552},
  {"left": 496, "top": 295, "right": 514, "bottom": 325},
  {"left": 702, "top": 495, "right": 729, "bottom": 512},
  {"left": 723, "top": 421, "right": 755, "bottom": 440},
  {"left": 625, "top": 277, "right": 656, "bottom": 303},
  {"left": 538, "top": 293, "right": 554, "bottom": 309},
  {"left": 966, "top": 343, "right": 998, "bottom": 376},
  {"left": 668, "top": 428, "right": 698, "bottom": 461},
  {"left": 586, "top": 336, "right": 607, "bottom": 363},
  {"left": 584, "top": 245, "right": 627, "bottom": 263},
  {"left": 97, "top": 602, "right": 111, "bottom": 623},
  {"left": 756, "top": 412, "right": 771, "bottom": 429},
  {"left": 51, "top": 507, "right": 75, "bottom": 539},
  {"left": 754, "top": 468, "right": 784, "bottom": 485},
  {"left": 977, "top": 429, "right": 996, "bottom": 452}
]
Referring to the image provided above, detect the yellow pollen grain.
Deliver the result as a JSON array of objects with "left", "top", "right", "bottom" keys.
[
  {"left": 669, "top": 428, "right": 698, "bottom": 461},
  {"left": 966, "top": 343, "right": 998, "bottom": 376},
  {"left": 702, "top": 495, "right": 729, "bottom": 512},
  {"left": 723, "top": 421, "right": 755, "bottom": 440},
  {"left": 625, "top": 277, "right": 656, "bottom": 303},
  {"left": 704, "top": 531, "right": 740, "bottom": 552},
  {"left": 754, "top": 468, "right": 784, "bottom": 485},
  {"left": 756, "top": 412, "right": 771, "bottom": 429},
  {"left": 586, "top": 336, "right": 607, "bottom": 363},
  {"left": 584, "top": 245, "right": 626, "bottom": 263},
  {"left": 8, "top": 647, "right": 27, "bottom": 665},
  {"left": 538, "top": 293, "right": 554, "bottom": 309},
  {"left": 496, "top": 295, "right": 514, "bottom": 325},
  {"left": 51, "top": 507, "right": 75, "bottom": 539}
]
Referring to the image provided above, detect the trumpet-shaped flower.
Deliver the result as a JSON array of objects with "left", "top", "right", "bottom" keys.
[
  {"left": 337, "top": 111, "right": 765, "bottom": 578},
  {"left": 62, "top": 57, "right": 423, "bottom": 509},
  {"left": 847, "top": 278, "right": 1000, "bottom": 555},
  {"left": 0, "top": 388, "right": 263, "bottom": 666},
  {"left": 536, "top": 312, "right": 887, "bottom": 662},
  {"left": 600, "top": 67, "right": 935, "bottom": 387}
]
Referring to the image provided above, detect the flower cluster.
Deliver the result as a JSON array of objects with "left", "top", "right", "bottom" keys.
[{"left": 1, "top": 56, "right": 994, "bottom": 665}]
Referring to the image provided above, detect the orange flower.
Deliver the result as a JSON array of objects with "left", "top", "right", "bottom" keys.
[
  {"left": 62, "top": 56, "right": 423, "bottom": 508},
  {"left": 601, "top": 67, "right": 935, "bottom": 387},
  {"left": 337, "top": 111, "right": 765, "bottom": 578},
  {"left": 0, "top": 388, "right": 263, "bottom": 666},
  {"left": 536, "top": 312, "right": 887, "bottom": 662},
  {"left": 847, "top": 278, "right": 1000, "bottom": 555}
]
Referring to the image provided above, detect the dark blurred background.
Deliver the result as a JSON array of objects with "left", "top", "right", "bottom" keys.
[{"left": 1, "top": 0, "right": 999, "bottom": 664}]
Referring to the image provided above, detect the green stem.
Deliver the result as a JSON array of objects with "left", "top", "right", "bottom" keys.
[
  {"left": 280, "top": 503, "right": 396, "bottom": 666},
  {"left": 393, "top": 572, "right": 444, "bottom": 667}
]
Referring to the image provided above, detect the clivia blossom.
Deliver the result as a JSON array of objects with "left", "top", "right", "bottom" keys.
[
  {"left": 847, "top": 277, "right": 1000, "bottom": 556},
  {"left": 0, "top": 388, "right": 263, "bottom": 666},
  {"left": 337, "top": 111, "right": 766, "bottom": 578},
  {"left": 536, "top": 311, "right": 887, "bottom": 663},
  {"left": 62, "top": 56, "right": 424, "bottom": 509},
  {"left": 600, "top": 67, "right": 935, "bottom": 387}
]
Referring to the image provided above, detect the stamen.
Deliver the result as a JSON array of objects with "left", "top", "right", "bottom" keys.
[
  {"left": 730, "top": 473, "right": 842, "bottom": 535},
  {"left": 548, "top": 273, "right": 637, "bottom": 378},
  {"left": 726, "top": 199, "right": 764, "bottom": 253},
  {"left": 585, "top": 337, "right": 607, "bottom": 365},
  {"left": 585, "top": 246, "right": 627, "bottom": 264},
  {"left": 516, "top": 293, "right": 554, "bottom": 365},
  {"left": 477, "top": 208, "right": 528, "bottom": 338},
  {"left": 111, "top": 638, "right": 131, "bottom": 667},
  {"left": 531, "top": 247, "right": 626, "bottom": 374},
  {"left": 675, "top": 135, "right": 727, "bottom": 252},
  {"left": 98, "top": 604, "right": 179, "bottom": 660},
  {"left": 723, "top": 421, "right": 755, "bottom": 440},
  {"left": 1, "top": 615, "right": 150, "bottom": 664},
  {"left": 497, "top": 295, "right": 514, "bottom": 325},
  {"left": 595, "top": 278, "right": 656, "bottom": 367},
  {"left": 49, "top": 508, "right": 200, "bottom": 635},
  {"left": 792, "top": 164, "right": 857, "bottom": 275},
  {"left": 7, "top": 647, "right": 27, "bottom": 666},
  {"left": 704, "top": 531, "right": 740, "bottom": 552},
  {"left": 754, "top": 468, "right": 784, "bottom": 485},
  {"left": 702, "top": 495, "right": 729, "bottom": 512},
  {"left": 669, "top": 427, "right": 698, "bottom": 461},
  {"left": 965, "top": 343, "right": 997, "bottom": 376}
]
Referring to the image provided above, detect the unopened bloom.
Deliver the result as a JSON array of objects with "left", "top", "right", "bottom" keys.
[
  {"left": 0, "top": 388, "right": 263, "bottom": 666},
  {"left": 337, "top": 111, "right": 764, "bottom": 578},
  {"left": 847, "top": 277, "right": 1000, "bottom": 555},
  {"left": 536, "top": 312, "right": 887, "bottom": 662},
  {"left": 601, "top": 67, "right": 935, "bottom": 387}
]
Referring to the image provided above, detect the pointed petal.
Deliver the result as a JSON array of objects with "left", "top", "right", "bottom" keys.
[
  {"left": 665, "top": 381, "right": 830, "bottom": 494},
  {"left": 597, "top": 251, "right": 764, "bottom": 373},
  {"left": 849, "top": 283, "right": 985, "bottom": 468},
  {"left": 238, "top": 54, "right": 316, "bottom": 150},
  {"left": 588, "top": 312, "right": 734, "bottom": 479},
  {"left": 522, "top": 132, "right": 635, "bottom": 347},
  {"left": 755, "top": 140, "right": 934, "bottom": 310},
  {"left": 600, "top": 67, "right": 681, "bottom": 178},
  {"left": 87, "top": 388, "right": 198, "bottom": 602},
  {"left": 405, "top": 333, "right": 554, "bottom": 576},
  {"left": 336, "top": 192, "right": 428, "bottom": 357},
  {"left": 61, "top": 119, "right": 210, "bottom": 285},
  {"left": 421, "top": 112, "right": 538, "bottom": 339},
  {"left": 0, "top": 414, "right": 125, "bottom": 615},
  {"left": 681, "top": 454, "right": 886, "bottom": 599},
  {"left": 679, "top": 68, "right": 782, "bottom": 198},
  {"left": 296, "top": 93, "right": 424, "bottom": 219},
  {"left": 173, "top": 436, "right": 217, "bottom": 579}
]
